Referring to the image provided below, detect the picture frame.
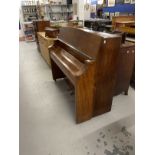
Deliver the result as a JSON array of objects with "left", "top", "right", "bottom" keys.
[
  {"left": 124, "top": 0, "right": 130, "bottom": 3},
  {"left": 108, "top": 0, "right": 115, "bottom": 7},
  {"left": 90, "top": 4, "right": 96, "bottom": 13},
  {"left": 103, "top": 0, "right": 107, "bottom": 6},
  {"left": 84, "top": 3, "right": 90, "bottom": 11},
  {"left": 130, "top": 0, "right": 135, "bottom": 4}
]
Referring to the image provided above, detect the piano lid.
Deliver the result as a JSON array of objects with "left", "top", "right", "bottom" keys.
[{"left": 58, "top": 27, "right": 121, "bottom": 59}]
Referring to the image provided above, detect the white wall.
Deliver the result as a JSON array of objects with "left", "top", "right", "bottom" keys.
[
  {"left": 84, "top": 0, "right": 91, "bottom": 20},
  {"left": 78, "top": 0, "right": 84, "bottom": 20},
  {"left": 72, "top": 0, "right": 91, "bottom": 20}
]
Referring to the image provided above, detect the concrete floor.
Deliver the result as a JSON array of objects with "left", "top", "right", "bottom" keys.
[{"left": 19, "top": 42, "right": 135, "bottom": 155}]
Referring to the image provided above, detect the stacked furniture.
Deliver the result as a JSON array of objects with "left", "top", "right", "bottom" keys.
[
  {"left": 37, "top": 32, "right": 57, "bottom": 66},
  {"left": 45, "top": 27, "right": 59, "bottom": 38},
  {"left": 37, "top": 27, "right": 59, "bottom": 66},
  {"left": 33, "top": 20, "right": 50, "bottom": 51}
]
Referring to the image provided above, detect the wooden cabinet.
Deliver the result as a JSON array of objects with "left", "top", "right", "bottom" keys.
[
  {"left": 112, "top": 16, "right": 135, "bottom": 35},
  {"left": 114, "top": 41, "right": 135, "bottom": 95},
  {"left": 37, "top": 32, "right": 56, "bottom": 66},
  {"left": 33, "top": 20, "right": 50, "bottom": 51}
]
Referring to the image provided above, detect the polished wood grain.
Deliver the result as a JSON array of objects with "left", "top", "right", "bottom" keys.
[
  {"left": 33, "top": 20, "right": 50, "bottom": 52},
  {"left": 93, "top": 37, "right": 121, "bottom": 116},
  {"left": 114, "top": 41, "right": 135, "bottom": 95},
  {"left": 49, "top": 27, "right": 121, "bottom": 123},
  {"left": 112, "top": 16, "right": 135, "bottom": 35},
  {"left": 112, "top": 16, "right": 135, "bottom": 29},
  {"left": 38, "top": 32, "right": 57, "bottom": 66},
  {"left": 45, "top": 27, "right": 59, "bottom": 38}
]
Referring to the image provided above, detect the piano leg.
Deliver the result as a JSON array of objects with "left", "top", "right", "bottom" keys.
[{"left": 50, "top": 59, "right": 65, "bottom": 81}]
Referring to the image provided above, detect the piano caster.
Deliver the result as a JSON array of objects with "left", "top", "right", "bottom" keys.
[{"left": 124, "top": 91, "right": 128, "bottom": 95}]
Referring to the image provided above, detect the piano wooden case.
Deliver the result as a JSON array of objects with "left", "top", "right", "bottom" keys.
[
  {"left": 33, "top": 20, "right": 50, "bottom": 52},
  {"left": 49, "top": 27, "right": 122, "bottom": 123}
]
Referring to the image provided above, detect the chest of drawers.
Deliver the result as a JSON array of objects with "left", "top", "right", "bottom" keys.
[{"left": 37, "top": 32, "right": 57, "bottom": 66}]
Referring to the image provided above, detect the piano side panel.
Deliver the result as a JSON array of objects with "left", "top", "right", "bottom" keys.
[{"left": 93, "top": 37, "right": 122, "bottom": 116}]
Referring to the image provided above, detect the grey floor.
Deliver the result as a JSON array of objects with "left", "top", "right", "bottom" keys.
[{"left": 19, "top": 42, "right": 135, "bottom": 155}]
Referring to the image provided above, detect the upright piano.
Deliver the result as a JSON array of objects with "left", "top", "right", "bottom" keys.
[{"left": 49, "top": 27, "right": 122, "bottom": 123}]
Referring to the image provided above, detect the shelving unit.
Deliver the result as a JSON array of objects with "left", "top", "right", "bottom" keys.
[
  {"left": 21, "top": 0, "right": 73, "bottom": 21},
  {"left": 45, "top": 4, "right": 73, "bottom": 21},
  {"left": 22, "top": 5, "right": 38, "bottom": 21},
  {"left": 23, "top": 22, "right": 35, "bottom": 42}
]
